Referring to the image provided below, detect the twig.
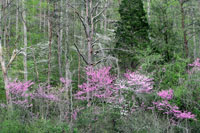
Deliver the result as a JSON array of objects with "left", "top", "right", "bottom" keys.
[{"left": 74, "top": 43, "right": 88, "bottom": 65}]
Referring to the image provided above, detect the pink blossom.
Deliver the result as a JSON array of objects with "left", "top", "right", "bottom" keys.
[
  {"left": 189, "top": 58, "right": 200, "bottom": 67},
  {"left": 124, "top": 70, "right": 154, "bottom": 93},
  {"left": 8, "top": 81, "right": 34, "bottom": 108},
  {"left": 0, "top": 103, "right": 6, "bottom": 108},
  {"left": 72, "top": 107, "right": 84, "bottom": 120},
  {"left": 34, "top": 85, "right": 58, "bottom": 101},
  {"left": 157, "top": 89, "right": 173, "bottom": 100},
  {"left": 60, "top": 77, "right": 71, "bottom": 87},
  {"left": 153, "top": 89, "right": 196, "bottom": 120},
  {"left": 75, "top": 66, "right": 118, "bottom": 101},
  {"left": 175, "top": 111, "right": 196, "bottom": 119},
  {"left": 188, "top": 58, "right": 200, "bottom": 73}
]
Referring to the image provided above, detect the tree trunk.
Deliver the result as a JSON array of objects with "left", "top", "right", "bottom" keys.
[
  {"left": 64, "top": 0, "right": 70, "bottom": 120},
  {"left": 39, "top": 0, "right": 42, "bottom": 30},
  {"left": 22, "top": 0, "right": 28, "bottom": 81},
  {"left": 3, "top": 1, "right": 7, "bottom": 48},
  {"left": 16, "top": 0, "right": 19, "bottom": 39},
  {"left": 104, "top": 1, "right": 107, "bottom": 33},
  {"left": 47, "top": 4, "right": 52, "bottom": 86},
  {"left": 147, "top": 0, "right": 151, "bottom": 22},
  {"left": 86, "top": 0, "right": 93, "bottom": 66},
  {"left": 192, "top": 4, "right": 196, "bottom": 59},
  {"left": 180, "top": 1, "right": 189, "bottom": 57},
  {"left": 43, "top": 0, "right": 46, "bottom": 34},
  {"left": 32, "top": 48, "right": 39, "bottom": 81},
  {"left": 85, "top": 0, "right": 93, "bottom": 103},
  {"left": 0, "top": 32, "right": 11, "bottom": 105},
  {"left": 0, "top": 1, "right": 9, "bottom": 104},
  {"left": 57, "top": 0, "right": 63, "bottom": 78}
]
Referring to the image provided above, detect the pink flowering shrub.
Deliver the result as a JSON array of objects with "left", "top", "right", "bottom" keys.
[
  {"left": 189, "top": 58, "right": 200, "bottom": 68},
  {"left": 152, "top": 89, "right": 196, "bottom": 120},
  {"left": 175, "top": 111, "right": 196, "bottom": 119},
  {"left": 75, "top": 66, "right": 119, "bottom": 101},
  {"left": 153, "top": 101, "right": 195, "bottom": 120},
  {"left": 60, "top": 77, "right": 71, "bottom": 88},
  {"left": 113, "top": 70, "right": 154, "bottom": 115},
  {"left": 7, "top": 80, "right": 72, "bottom": 121},
  {"left": 188, "top": 58, "right": 200, "bottom": 74},
  {"left": 33, "top": 85, "right": 58, "bottom": 101},
  {"left": 72, "top": 107, "right": 84, "bottom": 120},
  {"left": 8, "top": 81, "right": 34, "bottom": 108},
  {"left": 7, "top": 80, "right": 60, "bottom": 117},
  {"left": 124, "top": 70, "right": 154, "bottom": 93}
]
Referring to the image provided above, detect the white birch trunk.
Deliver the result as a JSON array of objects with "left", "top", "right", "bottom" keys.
[
  {"left": 47, "top": 2, "right": 52, "bottom": 86},
  {"left": 39, "top": 0, "right": 42, "bottom": 30},
  {"left": 147, "top": 0, "right": 151, "bottom": 22},
  {"left": 16, "top": 0, "right": 19, "bottom": 39},
  {"left": 22, "top": 0, "right": 28, "bottom": 81},
  {"left": 0, "top": 8, "right": 10, "bottom": 104},
  {"left": 192, "top": 13, "right": 196, "bottom": 59},
  {"left": 192, "top": 3, "right": 196, "bottom": 59},
  {"left": 58, "top": 0, "right": 63, "bottom": 77}
]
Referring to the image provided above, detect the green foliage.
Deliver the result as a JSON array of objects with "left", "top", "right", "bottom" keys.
[
  {"left": 0, "top": 89, "right": 6, "bottom": 102},
  {"left": 153, "top": 56, "right": 189, "bottom": 90},
  {"left": 175, "top": 69, "right": 200, "bottom": 121},
  {"left": 0, "top": 108, "right": 70, "bottom": 133},
  {"left": 26, "top": 119, "right": 69, "bottom": 133},
  {"left": 0, "top": 109, "right": 26, "bottom": 133},
  {"left": 150, "top": 0, "right": 183, "bottom": 62},
  {"left": 74, "top": 105, "right": 185, "bottom": 132},
  {"left": 0, "top": 119, "right": 27, "bottom": 133},
  {"left": 74, "top": 106, "right": 122, "bottom": 133},
  {"left": 114, "top": 0, "right": 149, "bottom": 69}
]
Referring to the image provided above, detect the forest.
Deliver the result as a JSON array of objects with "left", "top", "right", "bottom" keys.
[{"left": 0, "top": 0, "right": 200, "bottom": 132}]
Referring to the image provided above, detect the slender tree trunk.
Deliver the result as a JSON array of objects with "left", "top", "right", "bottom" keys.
[
  {"left": 86, "top": 0, "right": 93, "bottom": 66},
  {"left": 0, "top": 39, "right": 10, "bottom": 104},
  {"left": 32, "top": 48, "right": 39, "bottom": 81},
  {"left": 3, "top": 1, "right": 7, "bottom": 48},
  {"left": 104, "top": 1, "right": 107, "bottom": 33},
  {"left": 8, "top": 0, "right": 11, "bottom": 45},
  {"left": 22, "top": 0, "right": 28, "bottom": 81},
  {"left": 57, "top": 0, "right": 63, "bottom": 78},
  {"left": 39, "top": 0, "right": 42, "bottom": 30},
  {"left": 43, "top": 0, "right": 46, "bottom": 34},
  {"left": 57, "top": 34, "right": 62, "bottom": 77},
  {"left": 0, "top": 19, "right": 11, "bottom": 104},
  {"left": 65, "top": 59, "right": 70, "bottom": 116},
  {"left": 198, "top": 0, "right": 200, "bottom": 57},
  {"left": 180, "top": 1, "right": 189, "bottom": 57},
  {"left": 47, "top": 4, "right": 52, "bottom": 86},
  {"left": 64, "top": 0, "right": 70, "bottom": 120},
  {"left": 85, "top": 0, "right": 92, "bottom": 103},
  {"left": 147, "top": 0, "right": 151, "bottom": 22},
  {"left": 16, "top": 0, "right": 19, "bottom": 39},
  {"left": 192, "top": 5, "right": 196, "bottom": 59}
]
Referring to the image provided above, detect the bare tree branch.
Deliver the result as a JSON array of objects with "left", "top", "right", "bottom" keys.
[
  {"left": 94, "top": 48, "right": 135, "bottom": 55},
  {"left": 74, "top": 43, "right": 89, "bottom": 65},
  {"left": 91, "top": 38, "right": 100, "bottom": 47},
  {"left": 66, "top": 3, "right": 88, "bottom": 37},
  {"left": 92, "top": 56, "right": 108, "bottom": 66},
  {"left": 7, "top": 49, "right": 20, "bottom": 69},
  {"left": 93, "top": 2, "right": 109, "bottom": 20},
  {"left": 91, "top": 1, "right": 101, "bottom": 15},
  {"left": 92, "top": 56, "right": 119, "bottom": 66},
  {"left": 1, "top": 0, "right": 14, "bottom": 11}
]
